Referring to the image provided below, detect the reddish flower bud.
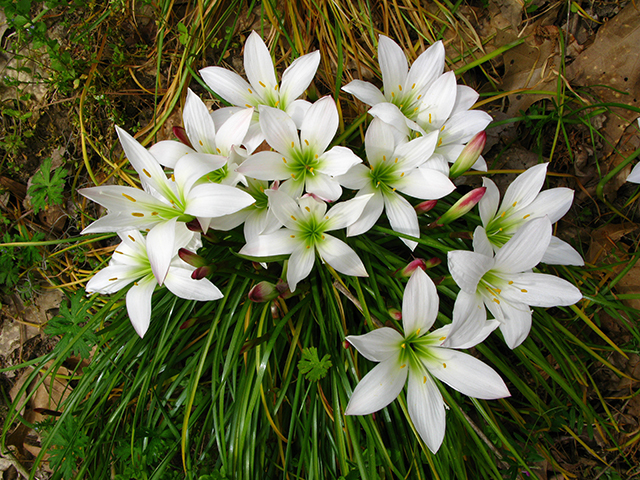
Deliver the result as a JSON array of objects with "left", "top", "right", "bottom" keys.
[
  {"left": 394, "top": 258, "right": 427, "bottom": 277},
  {"left": 449, "top": 131, "right": 486, "bottom": 179},
  {"left": 178, "top": 248, "right": 208, "bottom": 268},
  {"left": 173, "top": 126, "right": 193, "bottom": 148},
  {"left": 248, "top": 281, "right": 279, "bottom": 302},
  {"left": 415, "top": 199, "right": 438, "bottom": 215},
  {"left": 388, "top": 308, "right": 402, "bottom": 321},
  {"left": 434, "top": 187, "right": 486, "bottom": 226}
]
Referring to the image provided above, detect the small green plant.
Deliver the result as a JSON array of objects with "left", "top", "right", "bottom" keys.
[
  {"left": 45, "top": 290, "right": 98, "bottom": 360},
  {"left": 0, "top": 227, "right": 44, "bottom": 293},
  {"left": 298, "top": 347, "right": 332, "bottom": 381},
  {"left": 28, "top": 157, "right": 68, "bottom": 214},
  {"left": 42, "top": 415, "right": 90, "bottom": 478}
]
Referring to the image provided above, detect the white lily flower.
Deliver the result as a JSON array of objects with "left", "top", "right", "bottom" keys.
[
  {"left": 337, "top": 117, "right": 454, "bottom": 250},
  {"left": 237, "top": 97, "right": 362, "bottom": 201},
  {"left": 239, "top": 190, "right": 372, "bottom": 292},
  {"left": 200, "top": 31, "right": 320, "bottom": 150},
  {"left": 345, "top": 269, "right": 509, "bottom": 453},
  {"left": 479, "top": 163, "right": 584, "bottom": 265},
  {"left": 80, "top": 126, "right": 255, "bottom": 236},
  {"left": 149, "top": 89, "right": 254, "bottom": 187},
  {"left": 85, "top": 221, "right": 222, "bottom": 338},
  {"left": 448, "top": 217, "right": 583, "bottom": 349}
]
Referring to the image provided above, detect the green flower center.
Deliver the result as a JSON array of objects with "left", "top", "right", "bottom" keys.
[
  {"left": 288, "top": 147, "right": 321, "bottom": 184},
  {"left": 369, "top": 157, "right": 402, "bottom": 193}
]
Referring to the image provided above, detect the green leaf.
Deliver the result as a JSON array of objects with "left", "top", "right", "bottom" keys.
[
  {"left": 28, "top": 157, "right": 68, "bottom": 214},
  {"left": 298, "top": 347, "right": 332, "bottom": 382},
  {"left": 45, "top": 290, "right": 98, "bottom": 359}
]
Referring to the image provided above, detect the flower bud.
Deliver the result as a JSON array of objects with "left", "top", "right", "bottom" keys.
[
  {"left": 275, "top": 279, "right": 293, "bottom": 299},
  {"left": 173, "top": 126, "right": 193, "bottom": 148},
  {"left": 191, "top": 266, "right": 212, "bottom": 280},
  {"left": 388, "top": 308, "right": 402, "bottom": 321},
  {"left": 415, "top": 199, "right": 438, "bottom": 215},
  {"left": 394, "top": 258, "right": 427, "bottom": 277},
  {"left": 178, "top": 248, "right": 208, "bottom": 268},
  {"left": 434, "top": 187, "right": 486, "bottom": 226},
  {"left": 248, "top": 281, "right": 280, "bottom": 302},
  {"left": 424, "top": 257, "right": 442, "bottom": 269},
  {"left": 449, "top": 131, "right": 486, "bottom": 179}
]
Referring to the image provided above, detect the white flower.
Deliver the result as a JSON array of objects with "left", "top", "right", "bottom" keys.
[
  {"left": 479, "top": 163, "right": 584, "bottom": 266},
  {"left": 239, "top": 190, "right": 372, "bottom": 292},
  {"left": 237, "top": 97, "right": 362, "bottom": 201},
  {"left": 448, "top": 217, "right": 583, "bottom": 349},
  {"left": 345, "top": 269, "right": 509, "bottom": 453},
  {"left": 148, "top": 89, "right": 254, "bottom": 187},
  {"left": 85, "top": 220, "right": 222, "bottom": 338},
  {"left": 200, "top": 31, "right": 320, "bottom": 151},
  {"left": 337, "top": 117, "right": 454, "bottom": 250},
  {"left": 79, "top": 126, "right": 255, "bottom": 236}
]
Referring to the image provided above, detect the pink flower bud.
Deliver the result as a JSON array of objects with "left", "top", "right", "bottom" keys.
[
  {"left": 248, "top": 281, "right": 279, "bottom": 302},
  {"left": 415, "top": 199, "right": 438, "bottom": 215},
  {"left": 449, "top": 131, "right": 486, "bottom": 179},
  {"left": 388, "top": 308, "right": 402, "bottom": 321},
  {"left": 394, "top": 258, "right": 427, "bottom": 277},
  {"left": 179, "top": 317, "right": 197, "bottom": 330},
  {"left": 424, "top": 257, "right": 441, "bottom": 269},
  {"left": 434, "top": 187, "right": 486, "bottom": 226},
  {"left": 191, "top": 266, "right": 212, "bottom": 280}
]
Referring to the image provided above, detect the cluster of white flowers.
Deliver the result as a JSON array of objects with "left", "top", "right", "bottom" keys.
[{"left": 81, "top": 31, "right": 584, "bottom": 453}]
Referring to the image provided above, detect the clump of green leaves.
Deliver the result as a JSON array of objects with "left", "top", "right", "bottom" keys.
[
  {"left": 298, "top": 347, "right": 332, "bottom": 381},
  {"left": 45, "top": 290, "right": 98, "bottom": 359},
  {"left": 0, "top": 226, "right": 43, "bottom": 294},
  {"left": 42, "top": 415, "right": 90, "bottom": 478},
  {"left": 28, "top": 157, "right": 68, "bottom": 214}
]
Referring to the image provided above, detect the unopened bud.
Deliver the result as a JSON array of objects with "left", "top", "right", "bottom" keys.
[
  {"left": 179, "top": 317, "right": 198, "bottom": 330},
  {"left": 248, "top": 281, "right": 279, "bottom": 302},
  {"left": 434, "top": 187, "right": 486, "bottom": 226},
  {"left": 388, "top": 308, "right": 402, "bottom": 321},
  {"left": 191, "top": 265, "right": 212, "bottom": 280},
  {"left": 394, "top": 258, "right": 427, "bottom": 277},
  {"left": 275, "top": 279, "right": 293, "bottom": 299},
  {"left": 173, "top": 126, "right": 193, "bottom": 148},
  {"left": 179, "top": 248, "right": 208, "bottom": 268},
  {"left": 424, "top": 257, "right": 441, "bottom": 269},
  {"left": 415, "top": 199, "right": 438, "bottom": 215},
  {"left": 449, "top": 131, "right": 486, "bottom": 179}
]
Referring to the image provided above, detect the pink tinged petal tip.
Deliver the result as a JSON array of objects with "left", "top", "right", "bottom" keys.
[
  {"left": 394, "top": 258, "right": 427, "bottom": 278},
  {"left": 449, "top": 131, "right": 486, "bottom": 179},
  {"left": 415, "top": 199, "right": 438, "bottom": 214},
  {"left": 248, "top": 281, "right": 280, "bottom": 302}
]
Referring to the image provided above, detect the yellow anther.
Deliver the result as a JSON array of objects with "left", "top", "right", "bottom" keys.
[
  {"left": 500, "top": 211, "right": 506, "bottom": 218},
  {"left": 309, "top": 167, "right": 314, "bottom": 173},
  {"left": 493, "top": 298, "right": 500, "bottom": 304},
  {"left": 439, "top": 336, "right": 446, "bottom": 341},
  {"left": 131, "top": 212, "right": 144, "bottom": 217},
  {"left": 306, "top": 245, "right": 311, "bottom": 249},
  {"left": 399, "top": 104, "right": 403, "bottom": 108},
  {"left": 109, "top": 277, "right": 118, "bottom": 281},
  {"left": 414, "top": 107, "right": 419, "bottom": 112},
  {"left": 259, "top": 81, "right": 266, "bottom": 88},
  {"left": 400, "top": 364, "right": 406, "bottom": 369},
  {"left": 305, "top": 206, "right": 311, "bottom": 212},
  {"left": 398, "top": 84, "right": 403, "bottom": 91},
  {"left": 400, "top": 172, "right": 405, "bottom": 177},
  {"left": 122, "top": 193, "right": 136, "bottom": 202},
  {"left": 274, "top": 84, "right": 278, "bottom": 90},
  {"left": 245, "top": 104, "right": 252, "bottom": 108},
  {"left": 443, "top": 363, "right": 447, "bottom": 368},
  {"left": 428, "top": 113, "right": 432, "bottom": 124},
  {"left": 282, "top": 157, "right": 287, "bottom": 163},
  {"left": 392, "top": 187, "right": 396, "bottom": 192},
  {"left": 151, "top": 212, "right": 159, "bottom": 216},
  {"left": 440, "top": 125, "right": 445, "bottom": 132},
  {"left": 171, "top": 174, "right": 175, "bottom": 181},
  {"left": 508, "top": 281, "right": 514, "bottom": 285},
  {"left": 498, "top": 228, "right": 503, "bottom": 232},
  {"left": 304, "top": 139, "right": 309, "bottom": 146},
  {"left": 416, "top": 328, "right": 421, "bottom": 335},
  {"left": 394, "top": 157, "right": 398, "bottom": 163},
  {"left": 115, "top": 250, "right": 123, "bottom": 254},
  {"left": 248, "top": 88, "right": 253, "bottom": 94},
  {"left": 523, "top": 214, "right": 530, "bottom": 219},
  {"left": 134, "top": 281, "right": 138, "bottom": 286},
  {"left": 142, "top": 169, "right": 151, "bottom": 177},
  {"left": 274, "top": 100, "right": 280, "bottom": 107},
  {"left": 216, "top": 148, "right": 221, "bottom": 153},
  {"left": 376, "top": 181, "right": 381, "bottom": 187},
  {"left": 291, "top": 173, "right": 296, "bottom": 179},
  {"left": 383, "top": 155, "right": 386, "bottom": 161},
  {"left": 291, "top": 141, "right": 294, "bottom": 148},
  {"left": 412, "top": 83, "right": 416, "bottom": 89},
  {"left": 325, "top": 215, "right": 329, "bottom": 220},
  {"left": 391, "top": 92, "right": 395, "bottom": 97},
  {"left": 291, "top": 215, "right": 297, "bottom": 221},
  {"left": 315, "top": 154, "right": 319, "bottom": 159},
  {"left": 401, "top": 343, "right": 406, "bottom": 349},
  {"left": 199, "top": 140, "right": 204, "bottom": 146},
  {"left": 417, "top": 94, "right": 422, "bottom": 100},
  {"left": 128, "top": 235, "right": 135, "bottom": 242},
  {"left": 290, "top": 235, "right": 295, "bottom": 238},
  {"left": 423, "top": 376, "right": 427, "bottom": 384},
  {"left": 512, "top": 202, "right": 517, "bottom": 208},
  {"left": 521, "top": 289, "right": 528, "bottom": 293},
  {"left": 437, "top": 138, "right": 442, "bottom": 146},
  {"left": 321, "top": 235, "right": 325, "bottom": 240}
]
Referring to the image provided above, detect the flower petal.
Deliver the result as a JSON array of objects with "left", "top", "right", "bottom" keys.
[
  {"left": 125, "top": 274, "right": 157, "bottom": 338},
  {"left": 383, "top": 191, "right": 420, "bottom": 251},
  {"left": 265, "top": 189, "right": 302, "bottom": 230},
  {"left": 444, "top": 291, "right": 494, "bottom": 349},
  {"left": 415, "top": 71, "right": 457, "bottom": 130},
  {"left": 426, "top": 348, "right": 510, "bottom": 399},
  {"left": 85, "top": 264, "right": 141, "bottom": 294},
  {"left": 393, "top": 130, "right": 439, "bottom": 171},
  {"left": 146, "top": 218, "right": 177, "bottom": 285},
  {"left": 183, "top": 89, "right": 218, "bottom": 154},
  {"left": 164, "top": 267, "right": 224, "bottom": 301},
  {"left": 402, "top": 269, "right": 439, "bottom": 335},
  {"left": 345, "top": 354, "right": 407, "bottom": 415},
  {"left": 316, "top": 234, "right": 367, "bottom": 277},
  {"left": 393, "top": 167, "right": 455, "bottom": 200},
  {"left": 259, "top": 106, "right": 300, "bottom": 154},
  {"left": 472, "top": 226, "right": 494, "bottom": 257},
  {"left": 215, "top": 107, "right": 254, "bottom": 156},
  {"left": 501, "top": 272, "right": 582, "bottom": 308},
  {"left": 447, "top": 250, "right": 493, "bottom": 293},
  {"left": 365, "top": 117, "right": 396, "bottom": 168},
  {"left": 239, "top": 228, "right": 298, "bottom": 258},
  {"left": 318, "top": 146, "right": 362, "bottom": 176},
  {"left": 304, "top": 172, "right": 342, "bottom": 201},
  {"left": 325, "top": 194, "right": 373, "bottom": 231},
  {"left": 378, "top": 35, "right": 408, "bottom": 100},
  {"left": 346, "top": 328, "right": 404, "bottom": 362},
  {"left": 148, "top": 140, "right": 195, "bottom": 168},
  {"left": 342, "top": 80, "right": 387, "bottom": 107},
  {"left": 406, "top": 367, "right": 446, "bottom": 453},
  {"left": 280, "top": 50, "right": 321, "bottom": 108},
  {"left": 479, "top": 178, "right": 500, "bottom": 226},
  {"left": 236, "top": 151, "right": 291, "bottom": 180},
  {"left": 244, "top": 31, "right": 278, "bottom": 93},
  {"left": 347, "top": 188, "right": 384, "bottom": 237},
  {"left": 519, "top": 187, "right": 574, "bottom": 224},
  {"left": 185, "top": 183, "right": 255, "bottom": 218},
  {"left": 287, "top": 243, "right": 316, "bottom": 292},
  {"left": 495, "top": 300, "right": 532, "bottom": 349},
  {"left": 300, "top": 96, "right": 338, "bottom": 155},
  {"left": 450, "top": 85, "right": 479, "bottom": 115},
  {"left": 493, "top": 216, "right": 551, "bottom": 273},
  {"left": 500, "top": 163, "right": 548, "bottom": 214},
  {"left": 439, "top": 110, "right": 492, "bottom": 146},
  {"left": 200, "top": 67, "right": 253, "bottom": 107},
  {"left": 406, "top": 40, "right": 445, "bottom": 95},
  {"left": 542, "top": 236, "right": 584, "bottom": 266}
]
